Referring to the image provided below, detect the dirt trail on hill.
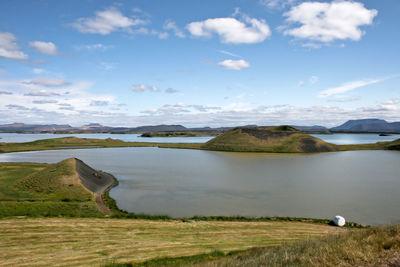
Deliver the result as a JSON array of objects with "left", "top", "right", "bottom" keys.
[{"left": 74, "top": 158, "right": 115, "bottom": 214}]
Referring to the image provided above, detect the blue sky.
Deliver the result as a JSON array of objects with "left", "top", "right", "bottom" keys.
[{"left": 0, "top": 0, "right": 399, "bottom": 127}]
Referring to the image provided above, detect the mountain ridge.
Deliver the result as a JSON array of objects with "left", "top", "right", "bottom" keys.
[{"left": 1, "top": 119, "right": 400, "bottom": 133}]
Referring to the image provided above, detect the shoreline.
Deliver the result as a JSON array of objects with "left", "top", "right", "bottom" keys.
[
  {"left": 0, "top": 136, "right": 399, "bottom": 154},
  {"left": 79, "top": 159, "right": 366, "bottom": 228}
]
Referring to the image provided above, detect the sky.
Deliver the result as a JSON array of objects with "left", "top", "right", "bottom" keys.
[{"left": 0, "top": 0, "right": 399, "bottom": 127}]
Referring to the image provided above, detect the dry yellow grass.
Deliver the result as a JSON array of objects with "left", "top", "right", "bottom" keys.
[{"left": 0, "top": 218, "right": 343, "bottom": 266}]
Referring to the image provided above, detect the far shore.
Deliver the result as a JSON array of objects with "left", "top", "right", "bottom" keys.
[{"left": 0, "top": 135, "right": 399, "bottom": 154}]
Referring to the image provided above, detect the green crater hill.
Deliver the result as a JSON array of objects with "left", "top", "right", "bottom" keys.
[{"left": 201, "top": 126, "right": 338, "bottom": 153}]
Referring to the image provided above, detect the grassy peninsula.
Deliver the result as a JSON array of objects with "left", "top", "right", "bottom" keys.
[{"left": 1, "top": 126, "right": 400, "bottom": 154}]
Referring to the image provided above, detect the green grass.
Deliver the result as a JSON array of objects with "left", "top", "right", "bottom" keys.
[
  {"left": 182, "top": 224, "right": 400, "bottom": 267},
  {"left": 140, "top": 131, "right": 216, "bottom": 137},
  {"left": 0, "top": 159, "right": 102, "bottom": 218},
  {"left": 1, "top": 135, "right": 399, "bottom": 154},
  {"left": 201, "top": 127, "right": 338, "bottom": 153},
  {"left": 0, "top": 136, "right": 202, "bottom": 153},
  {"left": 0, "top": 218, "right": 343, "bottom": 266}
]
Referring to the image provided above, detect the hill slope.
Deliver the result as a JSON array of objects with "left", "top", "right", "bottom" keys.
[
  {"left": 331, "top": 119, "right": 400, "bottom": 132},
  {"left": 0, "top": 158, "right": 116, "bottom": 217},
  {"left": 202, "top": 126, "right": 338, "bottom": 153}
]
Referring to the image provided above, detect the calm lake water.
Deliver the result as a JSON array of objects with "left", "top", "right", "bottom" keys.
[
  {"left": 311, "top": 133, "right": 400, "bottom": 145},
  {"left": 0, "top": 147, "right": 399, "bottom": 225},
  {"left": 0, "top": 132, "right": 399, "bottom": 145}
]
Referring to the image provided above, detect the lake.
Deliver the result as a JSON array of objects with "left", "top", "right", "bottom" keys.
[
  {"left": 0, "top": 132, "right": 399, "bottom": 145},
  {"left": 0, "top": 147, "right": 399, "bottom": 225}
]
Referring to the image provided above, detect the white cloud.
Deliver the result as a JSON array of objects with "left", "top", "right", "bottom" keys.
[
  {"left": 260, "top": 0, "right": 298, "bottom": 9},
  {"left": 33, "top": 99, "right": 58, "bottom": 104},
  {"left": 32, "top": 68, "right": 46, "bottom": 74},
  {"left": 327, "top": 96, "right": 360, "bottom": 103},
  {"left": 382, "top": 99, "right": 400, "bottom": 105},
  {"left": 186, "top": 16, "right": 271, "bottom": 44},
  {"left": 131, "top": 84, "right": 159, "bottom": 92},
  {"left": 0, "top": 91, "right": 13, "bottom": 95},
  {"left": 163, "top": 20, "right": 185, "bottom": 38},
  {"left": 24, "top": 78, "right": 70, "bottom": 87},
  {"left": 218, "top": 59, "right": 250, "bottom": 70},
  {"left": 72, "top": 7, "right": 146, "bottom": 35},
  {"left": 319, "top": 79, "right": 382, "bottom": 97},
  {"left": 283, "top": 1, "right": 378, "bottom": 43},
  {"left": 141, "top": 102, "right": 221, "bottom": 115},
  {"left": 29, "top": 41, "right": 58, "bottom": 55},
  {"left": 218, "top": 50, "right": 242, "bottom": 58},
  {"left": 309, "top": 75, "right": 319, "bottom": 84},
  {"left": 74, "top": 43, "right": 113, "bottom": 51},
  {"left": 90, "top": 100, "right": 109, "bottom": 106},
  {"left": 24, "top": 90, "right": 61, "bottom": 97},
  {"left": 0, "top": 30, "right": 28, "bottom": 60}
]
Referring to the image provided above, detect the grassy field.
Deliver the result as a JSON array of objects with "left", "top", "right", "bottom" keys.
[
  {"left": 0, "top": 159, "right": 102, "bottom": 218},
  {"left": 0, "top": 136, "right": 202, "bottom": 153},
  {"left": 180, "top": 224, "right": 400, "bottom": 267},
  {"left": 0, "top": 218, "right": 343, "bottom": 266}
]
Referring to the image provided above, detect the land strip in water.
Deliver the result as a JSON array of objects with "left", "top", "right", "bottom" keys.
[{"left": 0, "top": 134, "right": 399, "bottom": 154}]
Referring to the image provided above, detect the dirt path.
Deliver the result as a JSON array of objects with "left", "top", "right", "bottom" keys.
[{"left": 73, "top": 158, "right": 116, "bottom": 215}]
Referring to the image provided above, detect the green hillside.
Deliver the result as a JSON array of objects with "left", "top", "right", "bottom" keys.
[
  {"left": 0, "top": 159, "right": 101, "bottom": 217},
  {"left": 202, "top": 126, "right": 338, "bottom": 153}
]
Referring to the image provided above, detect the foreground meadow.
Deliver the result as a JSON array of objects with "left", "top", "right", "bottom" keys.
[{"left": 0, "top": 218, "right": 342, "bottom": 266}]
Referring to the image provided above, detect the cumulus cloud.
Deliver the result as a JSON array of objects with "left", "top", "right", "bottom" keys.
[
  {"left": 24, "top": 90, "right": 61, "bottom": 97},
  {"left": 141, "top": 102, "right": 221, "bottom": 115},
  {"left": 0, "top": 30, "right": 28, "bottom": 60},
  {"left": 131, "top": 84, "right": 159, "bottom": 92},
  {"left": 382, "top": 99, "right": 400, "bottom": 105},
  {"left": 71, "top": 7, "right": 146, "bottom": 35},
  {"left": 283, "top": 1, "right": 378, "bottom": 43},
  {"left": 24, "top": 78, "right": 69, "bottom": 87},
  {"left": 218, "top": 59, "right": 250, "bottom": 70},
  {"left": 186, "top": 16, "right": 271, "bottom": 44},
  {"left": 33, "top": 99, "right": 58, "bottom": 104},
  {"left": 165, "top": 88, "right": 179, "bottom": 94},
  {"left": 163, "top": 20, "right": 185, "bottom": 38},
  {"left": 319, "top": 79, "right": 382, "bottom": 97},
  {"left": 6, "top": 104, "right": 30, "bottom": 110},
  {"left": 90, "top": 100, "right": 109, "bottom": 106},
  {"left": 0, "top": 91, "right": 13, "bottom": 95},
  {"left": 29, "top": 41, "right": 58, "bottom": 55}
]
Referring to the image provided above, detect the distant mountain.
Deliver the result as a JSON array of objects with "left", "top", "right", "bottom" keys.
[
  {"left": 130, "top": 124, "right": 188, "bottom": 132},
  {"left": 331, "top": 119, "right": 400, "bottom": 133},
  {"left": 0, "top": 123, "right": 72, "bottom": 133},
  {"left": 2, "top": 119, "right": 400, "bottom": 134},
  {"left": 292, "top": 125, "right": 329, "bottom": 132}
]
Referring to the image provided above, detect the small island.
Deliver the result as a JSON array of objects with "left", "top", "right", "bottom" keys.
[
  {"left": 139, "top": 131, "right": 215, "bottom": 138},
  {"left": 202, "top": 125, "right": 338, "bottom": 153}
]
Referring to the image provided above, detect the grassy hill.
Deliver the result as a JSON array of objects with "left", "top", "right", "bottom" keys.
[
  {"left": 202, "top": 126, "right": 338, "bottom": 153},
  {"left": 0, "top": 158, "right": 104, "bottom": 217}
]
